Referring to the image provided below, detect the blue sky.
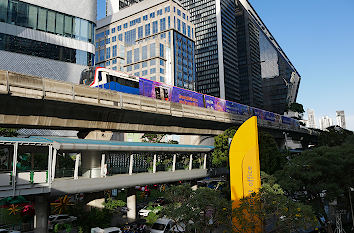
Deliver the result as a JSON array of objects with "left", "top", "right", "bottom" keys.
[{"left": 97, "top": 0, "right": 354, "bottom": 130}]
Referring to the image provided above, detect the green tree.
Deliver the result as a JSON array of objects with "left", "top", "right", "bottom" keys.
[
  {"left": 286, "top": 103, "right": 305, "bottom": 114},
  {"left": 162, "top": 185, "right": 231, "bottom": 233},
  {"left": 103, "top": 198, "right": 126, "bottom": 214},
  {"left": 213, "top": 128, "right": 286, "bottom": 174},
  {"left": 0, "top": 128, "right": 18, "bottom": 137},
  {"left": 275, "top": 136, "right": 354, "bottom": 229},
  {"left": 141, "top": 133, "right": 166, "bottom": 143},
  {"left": 318, "top": 125, "right": 353, "bottom": 147},
  {"left": 233, "top": 172, "right": 317, "bottom": 233}
]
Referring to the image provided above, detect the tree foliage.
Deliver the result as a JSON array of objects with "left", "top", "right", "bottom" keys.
[
  {"left": 213, "top": 129, "right": 286, "bottom": 174},
  {"left": 0, "top": 128, "right": 18, "bottom": 137},
  {"left": 233, "top": 172, "right": 317, "bottom": 233},
  {"left": 103, "top": 198, "right": 126, "bottom": 213},
  {"left": 162, "top": 185, "right": 231, "bottom": 233},
  {"left": 275, "top": 135, "right": 354, "bottom": 227},
  {"left": 318, "top": 125, "right": 353, "bottom": 147},
  {"left": 286, "top": 103, "right": 305, "bottom": 114}
]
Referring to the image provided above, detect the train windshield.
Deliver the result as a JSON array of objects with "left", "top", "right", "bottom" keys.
[{"left": 80, "top": 67, "right": 95, "bottom": 85}]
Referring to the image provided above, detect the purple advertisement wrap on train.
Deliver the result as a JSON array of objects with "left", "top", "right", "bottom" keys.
[
  {"left": 226, "top": 101, "right": 249, "bottom": 115},
  {"left": 204, "top": 95, "right": 225, "bottom": 112},
  {"left": 264, "top": 112, "right": 276, "bottom": 122},
  {"left": 139, "top": 78, "right": 172, "bottom": 100},
  {"left": 171, "top": 87, "right": 204, "bottom": 107}
]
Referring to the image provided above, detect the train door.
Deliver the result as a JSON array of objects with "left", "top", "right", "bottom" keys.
[
  {"left": 154, "top": 86, "right": 169, "bottom": 101},
  {"left": 97, "top": 70, "right": 108, "bottom": 86}
]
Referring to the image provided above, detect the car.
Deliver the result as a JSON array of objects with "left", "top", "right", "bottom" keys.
[
  {"left": 150, "top": 218, "right": 175, "bottom": 233},
  {"left": 48, "top": 214, "right": 77, "bottom": 230},
  {"left": 138, "top": 203, "right": 161, "bottom": 217},
  {"left": 91, "top": 227, "right": 122, "bottom": 233},
  {"left": 0, "top": 229, "right": 21, "bottom": 233}
]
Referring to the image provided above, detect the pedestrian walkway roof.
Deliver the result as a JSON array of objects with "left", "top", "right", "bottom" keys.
[{"left": 0, "top": 136, "right": 214, "bottom": 152}]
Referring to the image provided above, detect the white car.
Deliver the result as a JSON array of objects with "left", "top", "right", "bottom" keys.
[
  {"left": 48, "top": 214, "right": 77, "bottom": 230},
  {"left": 138, "top": 203, "right": 161, "bottom": 217},
  {"left": 91, "top": 227, "right": 122, "bottom": 233},
  {"left": 150, "top": 218, "right": 185, "bottom": 233}
]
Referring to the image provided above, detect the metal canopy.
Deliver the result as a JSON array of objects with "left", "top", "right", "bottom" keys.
[{"left": 0, "top": 136, "right": 214, "bottom": 152}]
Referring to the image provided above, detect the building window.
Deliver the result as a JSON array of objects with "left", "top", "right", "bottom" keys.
[
  {"left": 138, "top": 26, "right": 143, "bottom": 39},
  {"left": 134, "top": 72, "right": 140, "bottom": 76},
  {"left": 145, "top": 23, "right": 150, "bottom": 36},
  {"left": 157, "top": 9, "right": 163, "bottom": 16},
  {"left": 106, "top": 38, "right": 110, "bottom": 44},
  {"left": 150, "top": 68, "right": 156, "bottom": 74},
  {"left": 182, "top": 22, "right": 186, "bottom": 35},
  {"left": 150, "top": 43, "right": 155, "bottom": 57},
  {"left": 182, "top": 13, "right": 185, "bottom": 19},
  {"left": 127, "top": 50, "right": 132, "bottom": 64},
  {"left": 106, "top": 60, "right": 110, "bottom": 66},
  {"left": 151, "top": 76, "right": 156, "bottom": 81},
  {"left": 123, "top": 23, "right": 128, "bottom": 28},
  {"left": 165, "top": 6, "right": 170, "bottom": 13},
  {"left": 134, "top": 48, "right": 140, "bottom": 62},
  {"left": 160, "top": 59, "right": 164, "bottom": 66},
  {"left": 159, "top": 43, "right": 164, "bottom": 58},
  {"left": 142, "top": 70, "right": 148, "bottom": 76},
  {"left": 112, "top": 28, "right": 116, "bottom": 33},
  {"left": 142, "top": 46, "right": 148, "bottom": 60},
  {"left": 143, "top": 15, "right": 148, "bottom": 21},
  {"left": 127, "top": 65, "right": 132, "bottom": 72},
  {"left": 160, "top": 18, "right": 166, "bottom": 31},
  {"left": 112, "top": 66, "right": 117, "bottom": 70},
  {"left": 160, "top": 76, "right": 164, "bottom": 82},
  {"left": 142, "top": 61, "right": 148, "bottom": 68},
  {"left": 150, "top": 12, "right": 155, "bottom": 18},
  {"left": 188, "top": 26, "right": 191, "bottom": 38},
  {"left": 99, "top": 49, "right": 104, "bottom": 61},
  {"left": 117, "top": 25, "right": 121, "bottom": 31},
  {"left": 112, "top": 58, "right": 117, "bottom": 64},
  {"left": 106, "top": 47, "right": 111, "bottom": 59},
  {"left": 152, "top": 21, "right": 158, "bottom": 34},
  {"left": 134, "top": 64, "right": 140, "bottom": 70},
  {"left": 177, "top": 19, "right": 180, "bottom": 31},
  {"left": 160, "top": 68, "right": 164, "bottom": 74},
  {"left": 150, "top": 59, "right": 156, "bottom": 66},
  {"left": 168, "top": 16, "right": 170, "bottom": 29},
  {"left": 125, "top": 29, "right": 136, "bottom": 46},
  {"left": 118, "top": 34, "right": 123, "bottom": 41},
  {"left": 112, "top": 36, "right": 116, "bottom": 42},
  {"left": 177, "top": 9, "right": 181, "bottom": 16},
  {"left": 112, "top": 45, "right": 117, "bottom": 57}
]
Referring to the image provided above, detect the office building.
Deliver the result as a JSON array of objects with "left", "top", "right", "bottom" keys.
[
  {"left": 319, "top": 116, "right": 333, "bottom": 130},
  {"left": 106, "top": 0, "right": 144, "bottom": 16},
  {"left": 336, "top": 110, "right": 346, "bottom": 129},
  {"left": 234, "top": 0, "right": 300, "bottom": 112},
  {"left": 307, "top": 109, "right": 316, "bottom": 128},
  {"left": 0, "top": 0, "right": 96, "bottom": 83},
  {"left": 96, "top": 0, "right": 196, "bottom": 90},
  {"left": 111, "top": 0, "right": 301, "bottom": 113}
]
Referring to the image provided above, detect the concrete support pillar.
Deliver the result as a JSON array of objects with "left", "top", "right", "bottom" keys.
[
  {"left": 203, "top": 154, "right": 207, "bottom": 169},
  {"left": 189, "top": 154, "right": 193, "bottom": 170},
  {"left": 51, "top": 148, "right": 57, "bottom": 181},
  {"left": 129, "top": 154, "right": 134, "bottom": 175},
  {"left": 81, "top": 151, "right": 102, "bottom": 178},
  {"left": 153, "top": 154, "right": 157, "bottom": 174},
  {"left": 74, "top": 153, "right": 80, "bottom": 180},
  {"left": 12, "top": 143, "right": 18, "bottom": 195},
  {"left": 100, "top": 154, "right": 106, "bottom": 177},
  {"left": 127, "top": 188, "right": 136, "bottom": 222},
  {"left": 34, "top": 194, "right": 48, "bottom": 233},
  {"left": 172, "top": 154, "right": 176, "bottom": 172}
]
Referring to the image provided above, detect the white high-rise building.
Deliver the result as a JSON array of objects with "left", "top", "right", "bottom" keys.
[
  {"left": 336, "top": 110, "right": 346, "bottom": 129},
  {"left": 307, "top": 109, "right": 316, "bottom": 128},
  {"left": 319, "top": 116, "right": 333, "bottom": 130}
]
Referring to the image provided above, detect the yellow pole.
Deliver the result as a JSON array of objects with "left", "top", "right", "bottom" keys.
[{"left": 229, "top": 116, "right": 261, "bottom": 232}]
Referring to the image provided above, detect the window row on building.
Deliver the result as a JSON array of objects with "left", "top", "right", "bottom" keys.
[
  {"left": 0, "top": 0, "right": 95, "bottom": 43},
  {"left": 0, "top": 33, "right": 93, "bottom": 66}
]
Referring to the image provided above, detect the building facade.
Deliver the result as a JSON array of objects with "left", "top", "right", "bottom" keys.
[
  {"left": 319, "top": 116, "right": 333, "bottom": 131},
  {"left": 96, "top": 0, "right": 196, "bottom": 90},
  {"left": 307, "top": 109, "right": 317, "bottom": 129},
  {"left": 336, "top": 110, "right": 346, "bottom": 129},
  {"left": 235, "top": 0, "right": 301, "bottom": 113},
  {"left": 0, "top": 0, "right": 96, "bottom": 83}
]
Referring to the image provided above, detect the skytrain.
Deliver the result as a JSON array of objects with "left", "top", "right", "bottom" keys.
[{"left": 80, "top": 67, "right": 300, "bottom": 129}]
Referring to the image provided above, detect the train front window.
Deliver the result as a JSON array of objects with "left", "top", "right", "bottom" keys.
[{"left": 80, "top": 68, "right": 95, "bottom": 85}]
